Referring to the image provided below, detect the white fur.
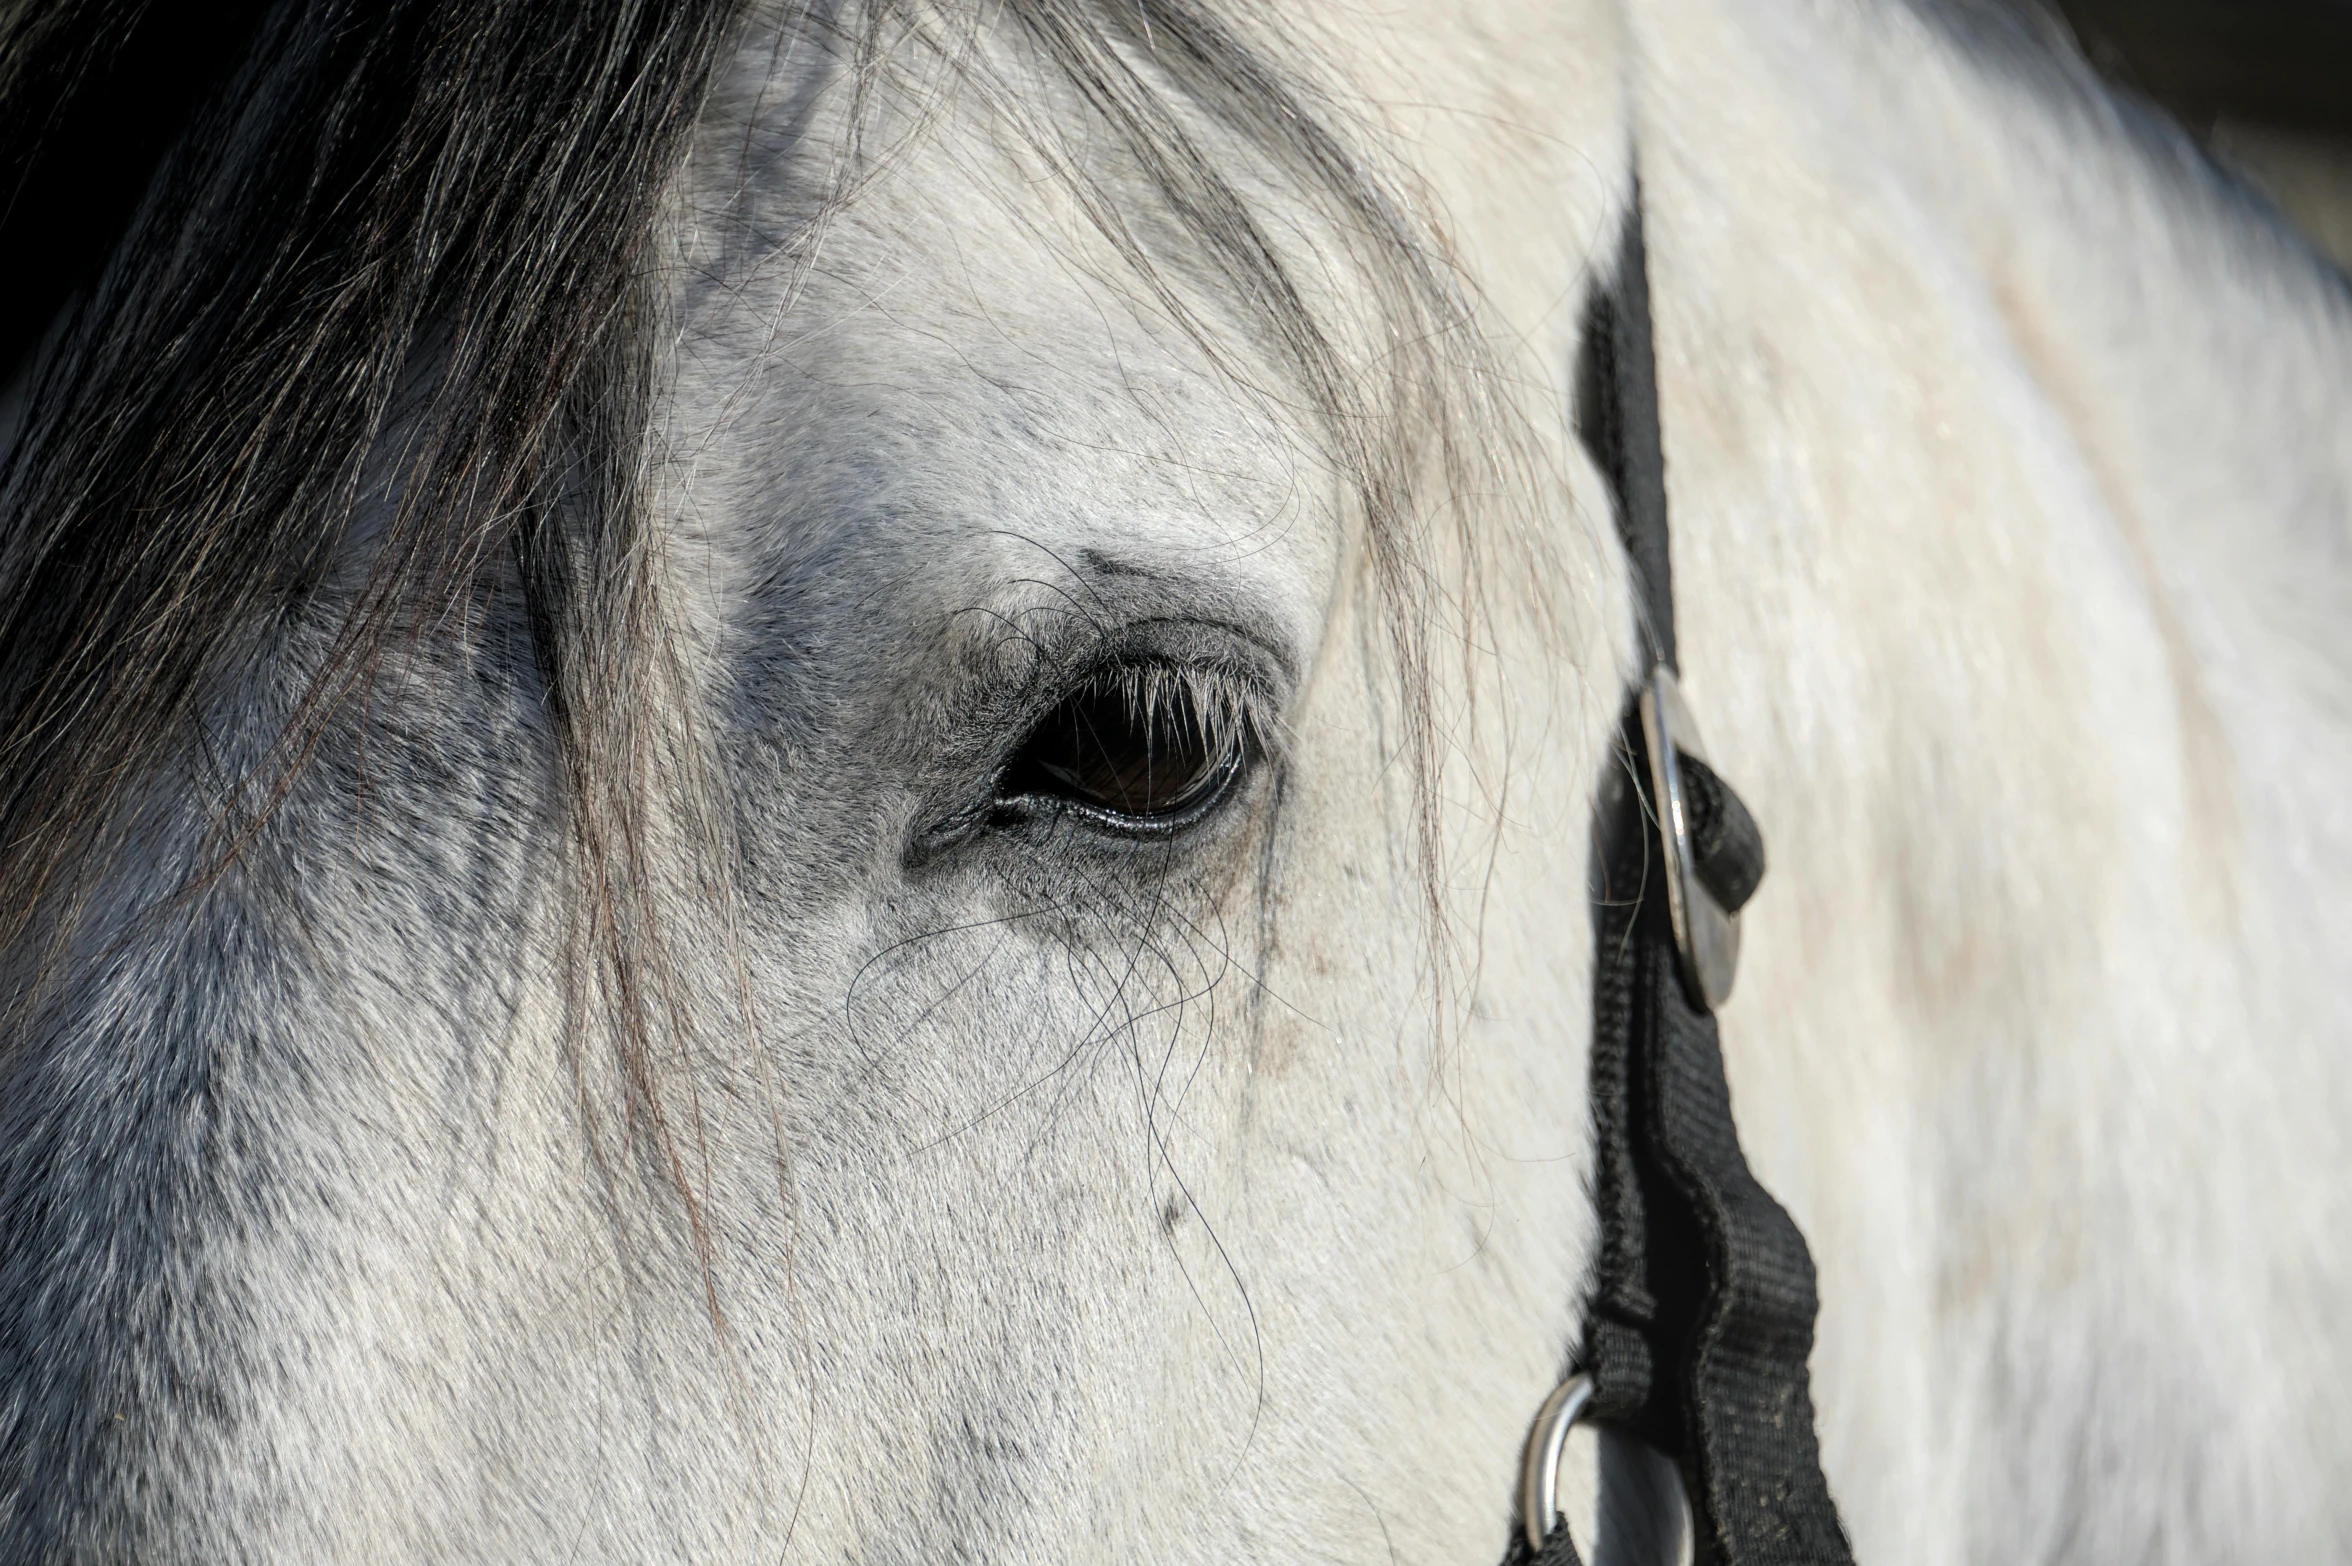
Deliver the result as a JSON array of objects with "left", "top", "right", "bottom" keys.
[{"left": 7, "top": 0, "right": 2348, "bottom": 1559}]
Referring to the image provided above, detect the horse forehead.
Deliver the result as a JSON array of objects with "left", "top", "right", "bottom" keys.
[{"left": 665, "top": 65, "right": 1341, "bottom": 644}]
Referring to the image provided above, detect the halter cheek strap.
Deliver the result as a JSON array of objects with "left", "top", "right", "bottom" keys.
[{"left": 1502, "top": 191, "right": 1856, "bottom": 1566}]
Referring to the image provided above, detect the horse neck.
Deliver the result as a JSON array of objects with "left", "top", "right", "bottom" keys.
[{"left": 1621, "top": 0, "right": 2352, "bottom": 1555}]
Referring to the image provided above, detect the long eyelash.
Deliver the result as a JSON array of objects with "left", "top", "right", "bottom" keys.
[{"left": 1085, "top": 660, "right": 1279, "bottom": 768}]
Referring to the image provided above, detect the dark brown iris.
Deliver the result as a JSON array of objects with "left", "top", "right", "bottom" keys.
[{"left": 1000, "top": 671, "right": 1237, "bottom": 823}]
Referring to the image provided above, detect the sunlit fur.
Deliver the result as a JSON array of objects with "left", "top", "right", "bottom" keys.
[{"left": 2, "top": 0, "right": 2348, "bottom": 1560}]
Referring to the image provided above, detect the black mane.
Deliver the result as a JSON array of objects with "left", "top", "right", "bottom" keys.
[{"left": 0, "top": 0, "right": 744, "bottom": 954}]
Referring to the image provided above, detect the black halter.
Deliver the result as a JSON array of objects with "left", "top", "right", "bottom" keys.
[{"left": 1499, "top": 192, "right": 1856, "bottom": 1566}]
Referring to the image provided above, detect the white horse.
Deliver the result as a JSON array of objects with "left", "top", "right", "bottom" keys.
[{"left": 2, "top": 0, "right": 2347, "bottom": 1559}]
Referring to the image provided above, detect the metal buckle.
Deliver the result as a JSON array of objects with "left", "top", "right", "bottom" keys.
[
  {"left": 1517, "top": 1374, "right": 1695, "bottom": 1563},
  {"left": 1638, "top": 665, "right": 1741, "bottom": 1011}
]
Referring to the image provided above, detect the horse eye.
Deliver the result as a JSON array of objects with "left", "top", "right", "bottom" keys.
[{"left": 999, "top": 670, "right": 1247, "bottom": 829}]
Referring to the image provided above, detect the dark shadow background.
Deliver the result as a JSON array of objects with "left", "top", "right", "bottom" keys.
[{"left": 2046, "top": 0, "right": 2352, "bottom": 266}]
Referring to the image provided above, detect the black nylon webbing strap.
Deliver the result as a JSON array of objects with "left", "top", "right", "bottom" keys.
[
  {"left": 1573, "top": 195, "right": 1676, "bottom": 674},
  {"left": 1505, "top": 194, "right": 1853, "bottom": 1566}
]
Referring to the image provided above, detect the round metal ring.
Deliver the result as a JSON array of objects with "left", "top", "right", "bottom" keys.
[{"left": 1518, "top": 1373, "right": 1596, "bottom": 1552}]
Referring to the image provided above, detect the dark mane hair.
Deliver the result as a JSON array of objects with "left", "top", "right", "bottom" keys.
[
  {"left": 0, "top": 0, "right": 1504, "bottom": 1218},
  {"left": 0, "top": 0, "right": 745, "bottom": 953}
]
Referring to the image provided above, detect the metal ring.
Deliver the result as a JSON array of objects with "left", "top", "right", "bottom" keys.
[
  {"left": 1517, "top": 1376, "right": 1697, "bottom": 1564},
  {"left": 1518, "top": 1373, "right": 1596, "bottom": 1552}
]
